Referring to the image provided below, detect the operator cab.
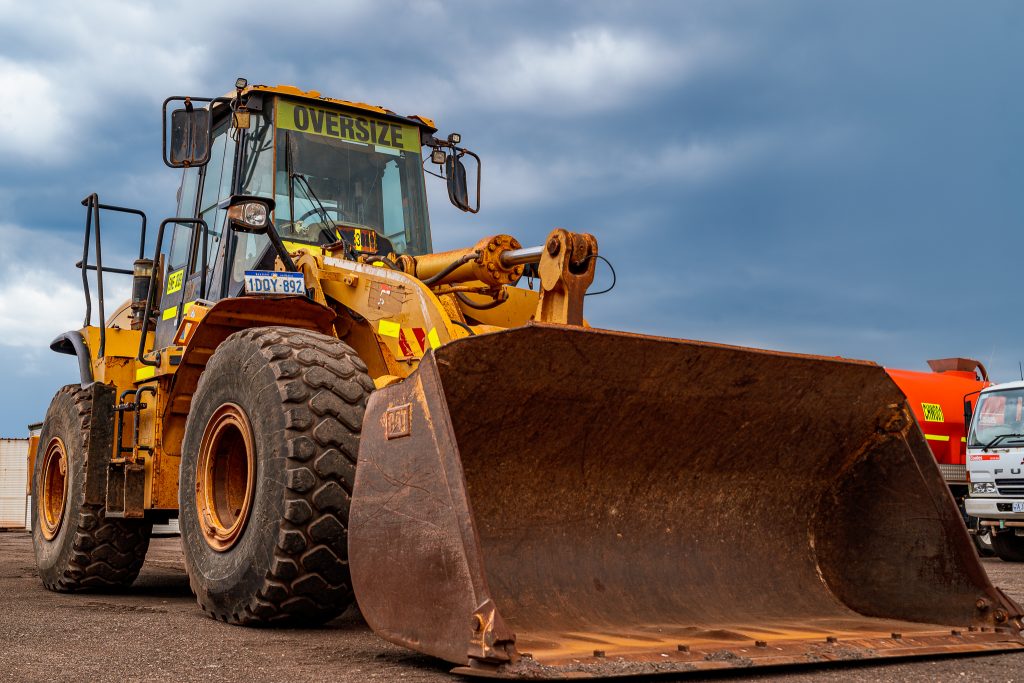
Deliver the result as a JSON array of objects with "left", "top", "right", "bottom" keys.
[
  {"left": 155, "top": 82, "right": 478, "bottom": 350},
  {"left": 967, "top": 384, "right": 1024, "bottom": 451}
]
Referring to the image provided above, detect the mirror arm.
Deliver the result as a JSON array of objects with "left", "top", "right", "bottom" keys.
[{"left": 264, "top": 223, "right": 298, "bottom": 273}]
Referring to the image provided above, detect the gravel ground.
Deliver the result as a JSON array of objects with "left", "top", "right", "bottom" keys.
[{"left": 2, "top": 532, "right": 1024, "bottom": 682}]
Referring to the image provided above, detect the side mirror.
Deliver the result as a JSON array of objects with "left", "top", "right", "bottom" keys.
[
  {"left": 169, "top": 106, "right": 212, "bottom": 167},
  {"left": 162, "top": 96, "right": 220, "bottom": 168},
  {"left": 445, "top": 149, "right": 481, "bottom": 214},
  {"left": 964, "top": 399, "right": 973, "bottom": 432},
  {"left": 224, "top": 195, "right": 275, "bottom": 234}
]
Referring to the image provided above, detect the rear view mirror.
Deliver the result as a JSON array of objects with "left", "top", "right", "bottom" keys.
[
  {"left": 445, "top": 150, "right": 480, "bottom": 214},
  {"left": 168, "top": 106, "right": 212, "bottom": 168}
]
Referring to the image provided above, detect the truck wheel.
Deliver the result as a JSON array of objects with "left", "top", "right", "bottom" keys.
[
  {"left": 179, "top": 326, "right": 374, "bottom": 625},
  {"left": 991, "top": 531, "right": 1024, "bottom": 562},
  {"left": 32, "top": 385, "right": 152, "bottom": 591},
  {"left": 973, "top": 527, "right": 995, "bottom": 558}
]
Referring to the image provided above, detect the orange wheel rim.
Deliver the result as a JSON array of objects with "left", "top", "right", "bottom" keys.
[
  {"left": 196, "top": 403, "right": 256, "bottom": 552},
  {"left": 39, "top": 437, "right": 68, "bottom": 541}
]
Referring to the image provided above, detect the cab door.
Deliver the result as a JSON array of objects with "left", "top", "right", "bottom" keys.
[{"left": 153, "top": 120, "right": 236, "bottom": 350}]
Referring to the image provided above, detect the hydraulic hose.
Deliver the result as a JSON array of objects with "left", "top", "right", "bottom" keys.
[{"left": 420, "top": 252, "right": 479, "bottom": 286}]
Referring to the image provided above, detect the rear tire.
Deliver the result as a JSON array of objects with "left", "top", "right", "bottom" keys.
[
  {"left": 992, "top": 531, "right": 1024, "bottom": 562},
  {"left": 179, "top": 326, "right": 374, "bottom": 625},
  {"left": 32, "top": 385, "right": 152, "bottom": 591}
]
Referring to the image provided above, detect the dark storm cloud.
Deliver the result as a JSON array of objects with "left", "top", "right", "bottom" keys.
[{"left": 0, "top": 0, "right": 1021, "bottom": 433}]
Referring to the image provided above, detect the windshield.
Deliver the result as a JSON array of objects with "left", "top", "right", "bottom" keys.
[
  {"left": 272, "top": 98, "right": 432, "bottom": 255},
  {"left": 969, "top": 388, "right": 1024, "bottom": 448}
]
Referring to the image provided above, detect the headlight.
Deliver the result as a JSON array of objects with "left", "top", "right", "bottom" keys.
[
  {"left": 243, "top": 201, "right": 267, "bottom": 226},
  {"left": 971, "top": 482, "right": 997, "bottom": 494},
  {"left": 227, "top": 201, "right": 268, "bottom": 229},
  {"left": 224, "top": 195, "right": 275, "bottom": 233}
]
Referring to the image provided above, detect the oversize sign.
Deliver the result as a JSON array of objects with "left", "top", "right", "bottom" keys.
[{"left": 277, "top": 99, "right": 420, "bottom": 153}]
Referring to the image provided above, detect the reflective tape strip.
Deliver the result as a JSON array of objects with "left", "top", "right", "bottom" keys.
[
  {"left": 427, "top": 327, "right": 441, "bottom": 350},
  {"left": 925, "top": 434, "right": 950, "bottom": 442},
  {"left": 183, "top": 301, "right": 194, "bottom": 315},
  {"left": 282, "top": 240, "right": 325, "bottom": 255},
  {"left": 162, "top": 306, "right": 178, "bottom": 321},
  {"left": 962, "top": 437, "right": 967, "bottom": 442},
  {"left": 135, "top": 366, "right": 156, "bottom": 381},
  {"left": 378, "top": 319, "right": 400, "bottom": 338}
]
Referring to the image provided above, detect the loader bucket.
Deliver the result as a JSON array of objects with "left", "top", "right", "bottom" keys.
[{"left": 349, "top": 324, "right": 1024, "bottom": 678}]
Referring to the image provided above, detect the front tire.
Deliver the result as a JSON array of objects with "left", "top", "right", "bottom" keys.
[
  {"left": 32, "top": 385, "right": 152, "bottom": 591},
  {"left": 180, "top": 326, "right": 374, "bottom": 625},
  {"left": 992, "top": 531, "right": 1024, "bottom": 562}
]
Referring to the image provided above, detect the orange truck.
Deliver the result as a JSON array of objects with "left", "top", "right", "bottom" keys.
[{"left": 885, "top": 358, "right": 991, "bottom": 550}]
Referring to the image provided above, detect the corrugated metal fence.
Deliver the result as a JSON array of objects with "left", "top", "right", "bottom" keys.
[
  {"left": 0, "top": 438, "right": 29, "bottom": 528},
  {"left": 1, "top": 429, "right": 178, "bottom": 535}
]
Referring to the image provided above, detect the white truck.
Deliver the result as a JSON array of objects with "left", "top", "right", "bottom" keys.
[{"left": 965, "top": 380, "right": 1024, "bottom": 561}]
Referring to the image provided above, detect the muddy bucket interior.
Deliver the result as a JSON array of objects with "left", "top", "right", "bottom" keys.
[{"left": 350, "top": 324, "right": 1024, "bottom": 678}]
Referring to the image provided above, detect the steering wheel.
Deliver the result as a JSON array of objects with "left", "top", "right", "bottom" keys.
[{"left": 297, "top": 207, "right": 338, "bottom": 224}]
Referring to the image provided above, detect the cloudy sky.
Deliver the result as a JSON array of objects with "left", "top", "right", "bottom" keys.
[{"left": 0, "top": 1, "right": 1020, "bottom": 435}]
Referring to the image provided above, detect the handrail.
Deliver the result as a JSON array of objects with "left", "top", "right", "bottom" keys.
[{"left": 79, "top": 194, "right": 148, "bottom": 358}]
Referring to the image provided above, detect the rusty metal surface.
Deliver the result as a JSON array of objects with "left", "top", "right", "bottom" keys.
[{"left": 349, "top": 323, "right": 1024, "bottom": 678}]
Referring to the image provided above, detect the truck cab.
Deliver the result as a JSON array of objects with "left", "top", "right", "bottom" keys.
[{"left": 965, "top": 380, "right": 1024, "bottom": 560}]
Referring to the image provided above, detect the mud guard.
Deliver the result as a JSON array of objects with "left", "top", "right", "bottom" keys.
[
  {"left": 50, "top": 331, "right": 94, "bottom": 386},
  {"left": 350, "top": 324, "right": 1024, "bottom": 678}
]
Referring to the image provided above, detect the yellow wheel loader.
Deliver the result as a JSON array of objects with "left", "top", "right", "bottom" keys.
[{"left": 28, "top": 78, "right": 1024, "bottom": 676}]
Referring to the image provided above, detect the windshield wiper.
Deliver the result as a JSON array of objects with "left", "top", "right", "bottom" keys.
[
  {"left": 285, "top": 132, "right": 297, "bottom": 238},
  {"left": 290, "top": 173, "right": 336, "bottom": 239},
  {"left": 982, "top": 433, "right": 1024, "bottom": 451},
  {"left": 290, "top": 172, "right": 358, "bottom": 259}
]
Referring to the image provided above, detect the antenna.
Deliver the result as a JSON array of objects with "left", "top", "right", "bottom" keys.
[{"left": 1019, "top": 361, "right": 1022, "bottom": 381}]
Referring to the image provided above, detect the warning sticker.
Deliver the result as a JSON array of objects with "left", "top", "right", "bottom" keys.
[
  {"left": 922, "top": 403, "right": 944, "bottom": 422},
  {"left": 277, "top": 99, "right": 420, "bottom": 153},
  {"left": 166, "top": 269, "right": 184, "bottom": 295},
  {"left": 368, "top": 281, "right": 405, "bottom": 316},
  {"left": 352, "top": 228, "right": 378, "bottom": 253}
]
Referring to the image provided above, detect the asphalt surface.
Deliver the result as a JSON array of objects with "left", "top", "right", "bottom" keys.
[{"left": 2, "top": 532, "right": 1024, "bottom": 682}]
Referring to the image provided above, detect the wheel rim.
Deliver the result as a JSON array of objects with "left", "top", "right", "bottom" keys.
[
  {"left": 196, "top": 403, "right": 256, "bottom": 552},
  {"left": 39, "top": 437, "right": 69, "bottom": 541}
]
